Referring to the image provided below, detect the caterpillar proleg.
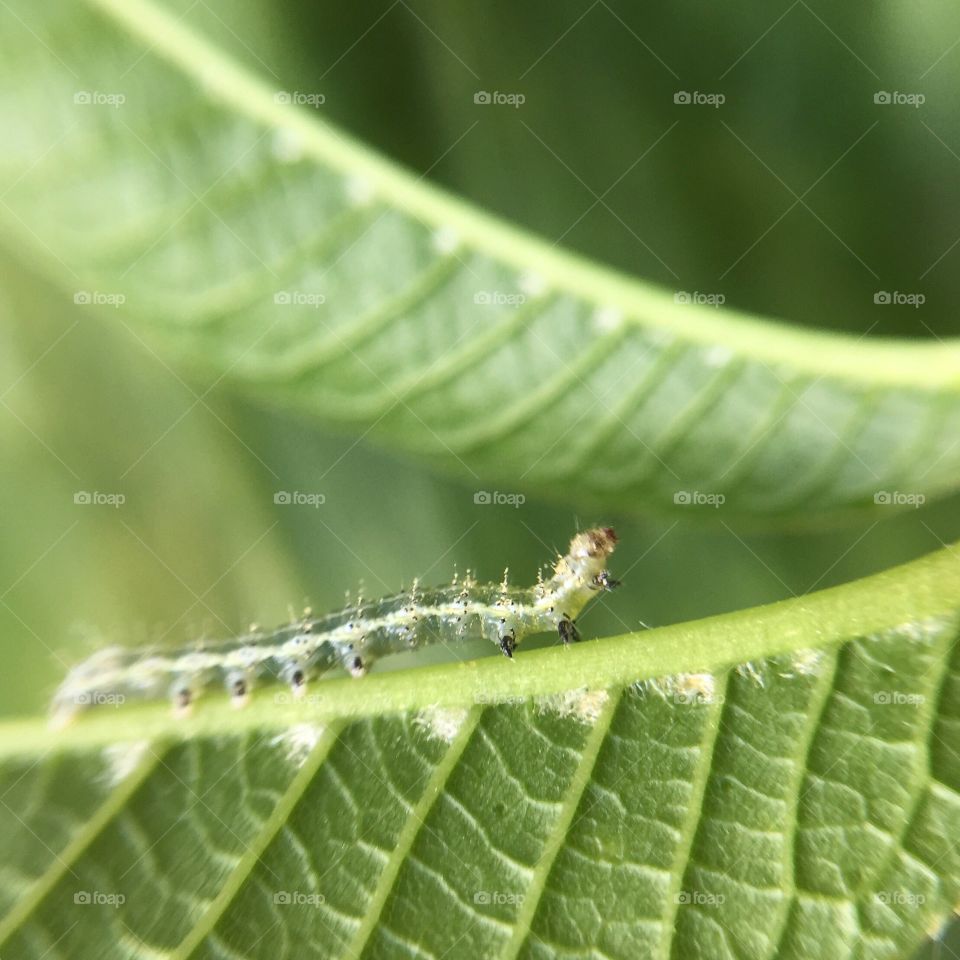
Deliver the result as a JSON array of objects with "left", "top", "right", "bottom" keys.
[{"left": 51, "top": 527, "right": 619, "bottom": 724}]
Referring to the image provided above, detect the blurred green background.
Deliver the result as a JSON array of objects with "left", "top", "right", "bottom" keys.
[{"left": 2, "top": 0, "right": 959, "bottom": 737}]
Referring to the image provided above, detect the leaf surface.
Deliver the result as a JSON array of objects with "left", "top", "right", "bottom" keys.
[{"left": 0, "top": 543, "right": 958, "bottom": 958}]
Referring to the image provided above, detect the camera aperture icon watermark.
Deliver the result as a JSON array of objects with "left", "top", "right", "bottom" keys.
[
  {"left": 74, "top": 891, "right": 125, "bottom": 907},
  {"left": 674, "top": 291, "right": 725, "bottom": 308},
  {"left": 474, "top": 691, "right": 527, "bottom": 706},
  {"left": 74, "top": 491, "right": 125, "bottom": 508},
  {"left": 74, "top": 290, "right": 126, "bottom": 309},
  {"left": 873, "top": 291, "right": 924, "bottom": 308},
  {"left": 674, "top": 490, "right": 725, "bottom": 508},
  {"left": 674, "top": 91, "right": 725, "bottom": 108},
  {"left": 874, "top": 91, "right": 925, "bottom": 108},
  {"left": 74, "top": 691, "right": 125, "bottom": 708},
  {"left": 273, "top": 890, "right": 325, "bottom": 906},
  {"left": 274, "top": 91, "right": 326, "bottom": 108},
  {"left": 874, "top": 890, "right": 926, "bottom": 905},
  {"left": 74, "top": 91, "right": 125, "bottom": 108},
  {"left": 474, "top": 90, "right": 525, "bottom": 108},
  {"left": 274, "top": 291, "right": 326, "bottom": 308},
  {"left": 474, "top": 490, "right": 525, "bottom": 508},
  {"left": 474, "top": 890, "right": 525, "bottom": 906},
  {"left": 675, "top": 890, "right": 725, "bottom": 906},
  {"left": 273, "top": 690, "right": 325, "bottom": 706},
  {"left": 474, "top": 291, "right": 527, "bottom": 307},
  {"left": 274, "top": 491, "right": 326, "bottom": 508},
  {"left": 873, "top": 691, "right": 925, "bottom": 706},
  {"left": 874, "top": 491, "right": 925, "bottom": 508}
]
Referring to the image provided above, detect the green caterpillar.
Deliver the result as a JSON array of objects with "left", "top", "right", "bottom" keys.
[{"left": 51, "top": 527, "right": 619, "bottom": 724}]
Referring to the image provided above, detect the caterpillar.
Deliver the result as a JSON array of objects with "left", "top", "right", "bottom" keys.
[{"left": 51, "top": 527, "right": 619, "bottom": 724}]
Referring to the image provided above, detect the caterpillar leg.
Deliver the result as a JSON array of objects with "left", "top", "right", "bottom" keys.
[
  {"left": 593, "top": 571, "right": 620, "bottom": 592},
  {"left": 170, "top": 679, "right": 195, "bottom": 718},
  {"left": 558, "top": 615, "right": 580, "bottom": 645},
  {"left": 225, "top": 670, "right": 252, "bottom": 709},
  {"left": 498, "top": 629, "right": 516, "bottom": 659},
  {"left": 281, "top": 662, "right": 309, "bottom": 699},
  {"left": 348, "top": 655, "right": 367, "bottom": 678}
]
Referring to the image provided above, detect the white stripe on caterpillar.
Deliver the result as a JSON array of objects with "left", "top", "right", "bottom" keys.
[{"left": 51, "top": 527, "right": 619, "bottom": 725}]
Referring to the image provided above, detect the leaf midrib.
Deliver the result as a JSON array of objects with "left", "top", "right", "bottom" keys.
[{"left": 3, "top": 541, "right": 958, "bottom": 758}]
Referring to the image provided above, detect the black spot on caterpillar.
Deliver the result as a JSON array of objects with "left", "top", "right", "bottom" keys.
[{"left": 51, "top": 527, "right": 619, "bottom": 725}]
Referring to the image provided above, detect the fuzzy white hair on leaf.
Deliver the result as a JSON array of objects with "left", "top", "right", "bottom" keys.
[
  {"left": 538, "top": 688, "right": 610, "bottom": 725},
  {"left": 413, "top": 707, "right": 470, "bottom": 743},
  {"left": 101, "top": 740, "right": 152, "bottom": 788},
  {"left": 269, "top": 724, "right": 324, "bottom": 767}
]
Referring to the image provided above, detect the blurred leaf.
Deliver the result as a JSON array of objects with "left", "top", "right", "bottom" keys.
[
  {"left": 0, "top": 0, "right": 959, "bottom": 522},
  {"left": 0, "top": 542, "right": 958, "bottom": 958}
]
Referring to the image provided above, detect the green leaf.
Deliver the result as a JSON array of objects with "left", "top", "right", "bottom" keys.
[
  {"left": 1, "top": 0, "right": 960, "bottom": 520},
  {"left": 0, "top": 541, "right": 958, "bottom": 958}
]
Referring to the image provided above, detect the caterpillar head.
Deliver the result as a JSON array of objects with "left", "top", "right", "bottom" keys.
[{"left": 555, "top": 527, "right": 618, "bottom": 585}]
